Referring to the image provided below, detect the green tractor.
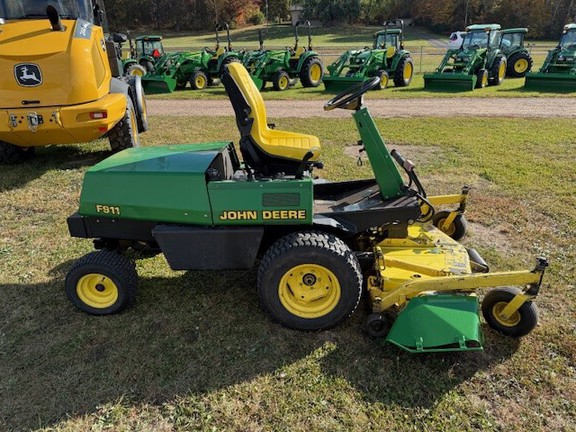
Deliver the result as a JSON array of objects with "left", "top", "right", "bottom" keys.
[
  {"left": 243, "top": 21, "right": 324, "bottom": 91},
  {"left": 524, "top": 23, "right": 576, "bottom": 91},
  {"left": 424, "top": 24, "right": 507, "bottom": 91},
  {"left": 323, "top": 19, "right": 413, "bottom": 92},
  {"left": 116, "top": 34, "right": 165, "bottom": 76},
  {"left": 499, "top": 28, "right": 533, "bottom": 78},
  {"left": 64, "top": 63, "right": 548, "bottom": 354}
]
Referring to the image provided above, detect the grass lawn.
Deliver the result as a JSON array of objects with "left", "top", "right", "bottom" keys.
[{"left": 0, "top": 114, "right": 574, "bottom": 431}]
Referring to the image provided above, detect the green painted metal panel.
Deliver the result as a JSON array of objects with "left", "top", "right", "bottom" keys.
[
  {"left": 79, "top": 143, "right": 230, "bottom": 224},
  {"left": 387, "top": 294, "right": 483, "bottom": 353},
  {"left": 424, "top": 73, "right": 477, "bottom": 91},
  {"left": 352, "top": 108, "right": 405, "bottom": 199},
  {"left": 208, "top": 179, "right": 313, "bottom": 225},
  {"left": 524, "top": 72, "right": 576, "bottom": 91}
]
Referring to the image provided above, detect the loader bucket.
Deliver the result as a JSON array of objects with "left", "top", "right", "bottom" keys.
[
  {"left": 386, "top": 294, "right": 483, "bottom": 353},
  {"left": 423, "top": 72, "right": 477, "bottom": 92},
  {"left": 141, "top": 76, "right": 177, "bottom": 94},
  {"left": 323, "top": 75, "right": 365, "bottom": 93},
  {"left": 524, "top": 72, "right": 576, "bottom": 92}
]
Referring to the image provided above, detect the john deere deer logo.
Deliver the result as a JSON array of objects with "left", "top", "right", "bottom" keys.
[{"left": 14, "top": 63, "right": 42, "bottom": 87}]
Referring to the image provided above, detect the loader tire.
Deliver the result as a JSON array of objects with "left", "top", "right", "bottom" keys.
[
  {"left": 489, "top": 56, "right": 506, "bottom": 86},
  {"left": 273, "top": 70, "right": 290, "bottom": 91},
  {"left": 300, "top": 57, "right": 324, "bottom": 87},
  {"left": 257, "top": 231, "right": 362, "bottom": 331},
  {"left": 507, "top": 52, "right": 533, "bottom": 78},
  {"left": 376, "top": 70, "right": 389, "bottom": 90},
  {"left": 475, "top": 68, "right": 488, "bottom": 88},
  {"left": 482, "top": 287, "right": 539, "bottom": 337},
  {"left": 0, "top": 141, "right": 34, "bottom": 165},
  {"left": 108, "top": 97, "right": 140, "bottom": 152},
  {"left": 65, "top": 250, "right": 138, "bottom": 315},
  {"left": 190, "top": 70, "right": 208, "bottom": 90},
  {"left": 393, "top": 56, "right": 414, "bottom": 87}
]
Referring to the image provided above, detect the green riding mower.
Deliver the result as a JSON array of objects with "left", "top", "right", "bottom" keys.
[
  {"left": 323, "top": 19, "right": 413, "bottom": 92},
  {"left": 424, "top": 24, "right": 507, "bottom": 91},
  {"left": 524, "top": 23, "right": 576, "bottom": 91},
  {"left": 65, "top": 63, "right": 548, "bottom": 353},
  {"left": 242, "top": 21, "right": 324, "bottom": 91},
  {"left": 499, "top": 28, "right": 533, "bottom": 78}
]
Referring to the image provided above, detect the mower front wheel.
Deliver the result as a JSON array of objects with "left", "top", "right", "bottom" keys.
[
  {"left": 257, "top": 231, "right": 363, "bottom": 331},
  {"left": 65, "top": 250, "right": 138, "bottom": 315},
  {"left": 482, "top": 287, "right": 539, "bottom": 337},
  {"left": 432, "top": 210, "right": 467, "bottom": 240}
]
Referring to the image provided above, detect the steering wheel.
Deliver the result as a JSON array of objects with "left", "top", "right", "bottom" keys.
[{"left": 323, "top": 76, "right": 380, "bottom": 111}]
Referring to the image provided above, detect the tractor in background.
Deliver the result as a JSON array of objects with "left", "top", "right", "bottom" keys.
[
  {"left": 0, "top": 0, "right": 148, "bottom": 164},
  {"left": 499, "top": 28, "right": 533, "bottom": 78},
  {"left": 424, "top": 24, "right": 507, "bottom": 91},
  {"left": 243, "top": 21, "right": 324, "bottom": 91},
  {"left": 323, "top": 19, "right": 413, "bottom": 92},
  {"left": 524, "top": 23, "right": 576, "bottom": 91}
]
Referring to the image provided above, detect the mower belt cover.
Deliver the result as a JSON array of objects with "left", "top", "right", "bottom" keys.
[
  {"left": 386, "top": 294, "right": 483, "bottom": 353},
  {"left": 524, "top": 72, "right": 576, "bottom": 92},
  {"left": 141, "top": 75, "right": 177, "bottom": 94},
  {"left": 423, "top": 72, "right": 477, "bottom": 92},
  {"left": 323, "top": 75, "right": 366, "bottom": 92}
]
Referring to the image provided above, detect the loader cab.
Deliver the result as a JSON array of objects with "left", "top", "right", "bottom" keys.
[
  {"left": 0, "top": 0, "right": 95, "bottom": 22},
  {"left": 134, "top": 36, "right": 165, "bottom": 58},
  {"left": 558, "top": 25, "right": 576, "bottom": 49}
]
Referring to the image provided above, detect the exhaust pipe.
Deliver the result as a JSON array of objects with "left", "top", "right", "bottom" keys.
[{"left": 47, "top": 5, "right": 65, "bottom": 32}]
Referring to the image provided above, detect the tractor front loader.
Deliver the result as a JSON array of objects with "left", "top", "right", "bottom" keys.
[
  {"left": 64, "top": 63, "right": 548, "bottom": 354},
  {"left": 323, "top": 19, "right": 413, "bottom": 92},
  {"left": 524, "top": 23, "right": 576, "bottom": 91},
  {"left": 0, "top": 0, "right": 148, "bottom": 164},
  {"left": 424, "top": 24, "right": 507, "bottom": 91}
]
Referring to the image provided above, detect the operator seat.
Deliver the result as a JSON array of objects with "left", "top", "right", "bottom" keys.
[{"left": 222, "top": 62, "right": 321, "bottom": 176}]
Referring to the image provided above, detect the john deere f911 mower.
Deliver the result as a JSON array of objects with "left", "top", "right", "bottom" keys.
[
  {"left": 323, "top": 20, "right": 413, "bottom": 92},
  {"left": 524, "top": 23, "right": 576, "bottom": 91},
  {"left": 424, "top": 24, "right": 507, "bottom": 91},
  {"left": 65, "top": 63, "right": 547, "bottom": 353},
  {"left": 0, "top": 0, "right": 148, "bottom": 164}
]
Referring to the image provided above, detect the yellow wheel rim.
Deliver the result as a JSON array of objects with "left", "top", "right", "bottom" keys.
[
  {"left": 492, "top": 301, "right": 521, "bottom": 327},
  {"left": 130, "top": 107, "right": 140, "bottom": 146},
  {"left": 278, "top": 264, "right": 341, "bottom": 319},
  {"left": 379, "top": 74, "right": 388, "bottom": 89},
  {"left": 278, "top": 75, "right": 289, "bottom": 90},
  {"left": 499, "top": 62, "right": 506, "bottom": 80},
  {"left": 76, "top": 273, "right": 119, "bottom": 309},
  {"left": 310, "top": 63, "right": 322, "bottom": 82},
  {"left": 195, "top": 75, "right": 206, "bottom": 89},
  {"left": 437, "top": 217, "right": 456, "bottom": 236},
  {"left": 514, "top": 58, "right": 529, "bottom": 74},
  {"left": 130, "top": 68, "right": 144, "bottom": 76},
  {"left": 404, "top": 62, "right": 413, "bottom": 81},
  {"left": 482, "top": 72, "right": 488, "bottom": 87}
]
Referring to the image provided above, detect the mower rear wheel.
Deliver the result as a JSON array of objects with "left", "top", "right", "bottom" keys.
[
  {"left": 65, "top": 250, "right": 138, "bottom": 315},
  {"left": 432, "top": 210, "right": 467, "bottom": 240},
  {"left": 393, "top": 56, "right": 414, "bottom": 87},
  {"left": 273, "top": 70, "right": 291, "bottom": 91},
  {"left": 257, "top": 231, "right": 362, "bottom": 331},
  {"left": 376, "top": 70, "right": 389, "bottom": 90},
  {"left": 475, "top": 68, "right": 488, "bottom": 88},
  {"left": 300, "top": 57, "right": 324, "bottom": 87},
  {"left": 507, "top": 52, "right": 533, "bottom": 78},
  {"left": 108, "top": 97, "right": 140, "bottom": 152},
  {"left": 0, "top": 141, "right": 34, "bottom": 165},
  {"left": 190, "top": 70, "right": 208, "bottom": 90},
  {"left": 482, "top": 287, "right": 539, "bottom": 337}
]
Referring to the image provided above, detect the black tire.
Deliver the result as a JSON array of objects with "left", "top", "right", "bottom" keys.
[
  {"left": 506, "top": 52, "right": 533, "bottom": 78},
  {"left": 482, "top": 287, "right": 539, "bottom": 337},
  {"left": 65, "top": 250, "right": 138, "bottom": 315},
  {"left": 0, "top": 141, "right": 34, "bottom": 165},
  {"left": 363, "top": 313, "right": 389, "bottom": 338},
  {"left": 299, "top": 57, "right": 324, "bottom": 87},
  {"left": 393, "top": 56, "right": 414, "bottom": 87},
  {"left": 108, "top": 97, "right": 140, "bottom": 152},
  {"left": 257, "top": 231, "right": 363, "bottom": 331},
  {"left": 140, "top": 60, "right": 154, "bottom": 73},
  {"left": 489, "top": 56, "right": 506, "bottom": 86},
  {"left": 190, "top": 69, "right": 208, "bottom": 90},
  {"left": 375, "top": 70, "right": 389, "bottom": 90},
  {"left": 432, "top": 210, "right": 467, "bottom": 241},
  {"left": 475, "top": 68, "right": 488, "bottom": 88},
  {"left": 272, "top": 70, "right": 290, "bottom": 91}
]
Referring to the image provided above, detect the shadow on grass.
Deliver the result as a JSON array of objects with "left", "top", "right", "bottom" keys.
[
  {"left": 0, "top": 145, "right": 110, "bottom": 193},
  {"left": 0, "top": 264, "right": 519, "bottom": 430}
]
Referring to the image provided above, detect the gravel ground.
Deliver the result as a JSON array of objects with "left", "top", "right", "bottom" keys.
[{"left": 147, "top": 97, "right": 576, "bottom": 119}]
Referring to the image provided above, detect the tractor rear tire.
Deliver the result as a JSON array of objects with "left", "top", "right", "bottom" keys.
[
  {"left": 190, "top": 70, "right": 208, "bottom": 90},
  {"left": 393, "top": 56, "right": 414, "bottom": 87},
  {"left": 376, "top": 70, "right": 389, "bottom": 90},
  {"left": 475, "top": 68, "right": 488, "bottom": 88},
  {"left": 0, "top": 141, "right": 34, "bottom": 165},
  {"left": 300, "top": 57, "right": 324, "bottom": 87},
  {"left": 482, "top": 287, "right": 539, "bottom": 337},
  {"left": 65, "top": 250, "right": 138, "bottom": 315},
  {"left": 489, "top": 56, "right": 506, "bottom": 86},
  {"left": 273, "top": 70, "right": 291, "bottom": 91},
  {"left": 257, "top": 231, "right": 363, "bottom": 331},
  {"left": 507, "top": 52, "right": 533, "bottom": 78},
  {"left": 108, "top": 97, "right": 140, "bottom": 153}
]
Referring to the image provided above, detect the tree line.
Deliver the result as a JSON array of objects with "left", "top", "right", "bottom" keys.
[{"left": 106, "top": 0, "right": 576, "bottom": 39}]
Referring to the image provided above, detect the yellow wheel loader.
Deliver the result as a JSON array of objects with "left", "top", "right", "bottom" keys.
[{"left": 0, "top": 0, "right": 148, "bottom": 164}]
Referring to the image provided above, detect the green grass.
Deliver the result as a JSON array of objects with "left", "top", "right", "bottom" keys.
[{"left": 1, "top": 116, "right": 575, "bottom": 431}]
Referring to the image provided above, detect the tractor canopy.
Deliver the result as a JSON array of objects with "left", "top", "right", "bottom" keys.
[{"left": 134, "top": 35, "right": 164, "bottom": 58}]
